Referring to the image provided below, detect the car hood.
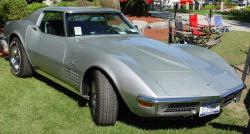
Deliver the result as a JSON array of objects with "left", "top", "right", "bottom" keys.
[
  {"left": 76, "top": 35, "right": 243, "bottom": 97},
  {"left": 79, "top": 35, "right": 208, "bottom": 71}
]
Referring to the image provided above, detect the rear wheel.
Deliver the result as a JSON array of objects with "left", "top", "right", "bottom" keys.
[
  {"left": 89, "top": 70, "right": 119, "bottom": 126},
  {"left": 9, "top": 37, "right": 32, "bottom": 77}
]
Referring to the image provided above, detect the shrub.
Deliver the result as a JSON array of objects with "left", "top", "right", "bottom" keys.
[
  {"left": 3, "top": 0, "right": 28, "bottom": 21},
  {"left": 245, "top": 6, "right": 250, "bottom": 12},
  {"left": 223, "top": 0, "right": 232, "bottom": 4},
  {"left": 124, "top": 0, "right": 148, "bottom": 17},
  {"left": 0, "top": 1, "right": 5, "bottom": 24},
  {"left": 25, "top": 3, "right": 47, "bottom": 16},
  {"left": 204, "top": 4, "right": 220, "bottom": 10},
  {"left": 75, "top": 0, "right": 94, "bottom": 6},
  {"left": 55, "top": 1, "right": 77, "bottom": 7},
  {"left": 99, "top": 0, "right": 120, "bottom": 9}
]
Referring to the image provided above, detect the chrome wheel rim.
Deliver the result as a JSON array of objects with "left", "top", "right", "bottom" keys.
[
  {"left": 91, "top": 81, "right": 96, "bottom": 116},
  {"left": 10, "top": 42, "right": 21, "bottom": 73}
]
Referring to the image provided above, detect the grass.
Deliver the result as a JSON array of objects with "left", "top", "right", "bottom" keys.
[
  {"left": 212, "top": 31, "right": 250, "bottom": 65},
  {"left": 0, "top": 31, "right": 250, "bottom": 133}
]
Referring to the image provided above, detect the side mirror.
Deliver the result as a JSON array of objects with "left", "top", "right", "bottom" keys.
[{"left": 134, "top": 25, "right": 139, "bottom": 30}]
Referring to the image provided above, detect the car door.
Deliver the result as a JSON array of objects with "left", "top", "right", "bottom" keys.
[{"left": 26, "top": 11, "right": 66, "bottom": 79}]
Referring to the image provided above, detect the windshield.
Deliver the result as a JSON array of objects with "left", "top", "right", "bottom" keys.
[{"left": 66, "top": 13, "right": 139, "bottom": 36}]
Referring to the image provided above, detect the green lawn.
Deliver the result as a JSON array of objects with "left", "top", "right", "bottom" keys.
[
  {"left": 212, "top": 31, "right": 250, "bottom": 65},
  {"left": 0, "top": 31, "right": 249, "bottom": 133}
]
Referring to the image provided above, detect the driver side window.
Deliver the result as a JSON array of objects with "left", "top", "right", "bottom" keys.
[{"left": 39, "top": 12, "right": 65, "bottom": 36}]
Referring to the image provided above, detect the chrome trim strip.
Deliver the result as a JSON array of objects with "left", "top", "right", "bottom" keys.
[{"left": 137, "top": 84, "right": 246, "bottom": 104}]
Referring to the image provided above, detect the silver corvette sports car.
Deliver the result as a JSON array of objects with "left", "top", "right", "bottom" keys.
[{"left": 4, "top": 7, "right": 245, "bottom": 126}]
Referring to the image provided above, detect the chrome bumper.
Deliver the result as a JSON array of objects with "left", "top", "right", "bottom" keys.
[{"left": 136, "top": 84, "right": 245, "bottom": 117}]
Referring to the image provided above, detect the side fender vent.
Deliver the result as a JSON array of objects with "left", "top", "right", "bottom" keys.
[{"left": 66, "top": 67, "right": 80, "bottom": 87}]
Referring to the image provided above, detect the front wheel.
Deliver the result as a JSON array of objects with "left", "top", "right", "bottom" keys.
[
  {"left": 9, "top": 37, "right": 32, "bottom": 77},
  {"left": 89, "top": 70, "right": 119, "bottom": 126}
]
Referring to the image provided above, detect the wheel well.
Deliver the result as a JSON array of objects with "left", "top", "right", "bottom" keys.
[
  {"left": 81, "top": 67, "right": 121, "bottom": 99},
  {"left": 82, "top": 67, "right": 117, "bottom": 94},
  {"left": 9, "top": 34, "right": 19, "bottom": 45}
]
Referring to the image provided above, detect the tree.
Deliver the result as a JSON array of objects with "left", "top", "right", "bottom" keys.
[
  {"left": 98, "top": 0, "right": 120, "bottom": 10},
  {"left": 111, "top": 0, "right": 120, "bottom": 10}
]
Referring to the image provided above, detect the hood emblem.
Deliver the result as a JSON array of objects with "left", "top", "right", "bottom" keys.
[{"left": 206, "top": 83, "right": 213, "bottom": 87}]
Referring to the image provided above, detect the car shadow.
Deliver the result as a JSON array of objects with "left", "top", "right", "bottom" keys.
[
  {"left": 209, "top": 123, "right": 246, "bottom": 133},
  {"left": 33, "top": 72, "right": 88, "bottom": 107}
]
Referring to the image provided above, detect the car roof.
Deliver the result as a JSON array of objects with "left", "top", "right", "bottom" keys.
[
  {"left": 26, "top": 6, "right": 121, "bottom": 25},
  {"left": 42, "top": 6, "right": 120, "bottom": 13}
]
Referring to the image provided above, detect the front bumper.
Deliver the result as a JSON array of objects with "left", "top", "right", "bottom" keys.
[{"left": 135, "top": 84, "right": 245, "bottom": 117}]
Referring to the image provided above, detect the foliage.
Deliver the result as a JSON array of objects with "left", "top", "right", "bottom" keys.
[
  {"left": 124, "top": 0, "right": 148, "bottom": 17},
  {"left": 25, "top": 3, "right": 47, "bottom": 16},
  {"left": 76, "top": 0, "right": 95, "bottom": 6},
  {"left": 99, "top": 0, "right": 114, "bottom": 8},
  {"left": 0, "top": 0, "right": 6, "bottom": 27},
  {"left": 77, "top": 0, "right": 120, "bottom": 9},
  {"left": 55, "top": 1, "right": 77, "bottom": 7},
  {"left": 203, "top": 4, "right": 220, "bottom": 10},
  {"left": 222, "top": 0, "right": 232, "bottom": 4},
  {"left": 91, "top": 0, "right": 101, "bottom": 6},
  {"left": 2, "top": 0, "right": 28, "bottom": 21},
  {"left": 245, "top": 6, "right": 250, "bottom": 12},
  {"left": 99, "top": 0, "right": 120, "bottom": 9},
  {"left": 221, "top": 6, "right": 250, "bottom": 23}
]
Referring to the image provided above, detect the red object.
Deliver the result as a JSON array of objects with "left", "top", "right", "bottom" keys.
[
  {"left": 180, "top": 0, "right": 193, "bottom": 5},
  {"left": 189, "top": 14, "right": 201, "bottom": 35},
  {"left": 120, "top": 0, "right": 128, "bottom": 2},
  {"left": 146, "top": 0, "right": 153, "bottom": 4},
  {"left": 190, "top": 14, "right": 206, "bottom": 35},
  {"left": 189, "top": 14, "right": 211, "bottom": 36}
]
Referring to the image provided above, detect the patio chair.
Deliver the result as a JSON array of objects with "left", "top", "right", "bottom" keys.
[
  {"left": 189, "top": 14, "right": 211, "bottom": 36},
  {"left": 189, "top": 14, "right": 222, "bottom": 48},
  {"left": 213, "top": 15, "right": 230, "bottom": 34}
]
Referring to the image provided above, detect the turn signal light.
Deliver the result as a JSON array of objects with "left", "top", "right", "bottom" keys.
[{"left": 137, "top": 99, "right": 155, "bottom": 108}]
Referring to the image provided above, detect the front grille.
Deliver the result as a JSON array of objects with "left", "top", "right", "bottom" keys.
[
  {"left": 164, "top": 103, "right": 198, "bottom": 113},
  {"left": 157, "top": 103, "right": 199, "bottom": 116}
]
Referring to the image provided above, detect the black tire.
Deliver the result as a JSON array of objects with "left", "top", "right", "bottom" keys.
[
  {"left": 9, "top": 37, "right": 32, "bottom": 77},
  {"left": 89, "top": 70, "right": 118, "bottom": 126}
]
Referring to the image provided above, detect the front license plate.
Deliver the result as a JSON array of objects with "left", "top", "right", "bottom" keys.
[{"left": 199, "top": 102, "right": 220, "bottom": 117}]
